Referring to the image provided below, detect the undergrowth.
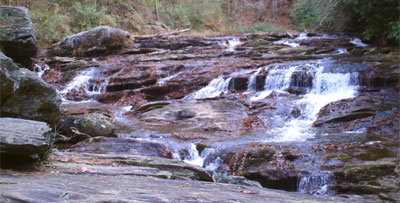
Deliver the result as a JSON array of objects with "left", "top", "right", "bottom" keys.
[
  {"left": 291, "top": 0, "right": 400, "bottom": 44},
  {"left": 233, "top": 22, "right": 283, "bottom": 33}
]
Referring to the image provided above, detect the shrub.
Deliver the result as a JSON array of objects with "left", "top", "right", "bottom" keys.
[
  {"left": 233, "top": 22, "right": 283, "bottom": 33},
  {"left": 342, "top": 0, "right": 400, "bottom": 43},
  {"left": 31, "top": 4, "right": 72, "bottom": 45},
  {"left": 291, "top": 0, "right": 400, "bottom": 44},
  {"left": 70, "top": 2, "right": 106, "bottom": 32}
]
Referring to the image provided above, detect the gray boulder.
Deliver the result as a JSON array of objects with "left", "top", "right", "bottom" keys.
[
  {"left": 0, "top": 117, "right": 51, "bottom": 161},
  {"left": 0, "top": 51, "right": 19, "bottom": 105},
  {"left": 2, "top": 68, "right": 62, "bottom": 127},
  {"left": 62, "top": 113, "right": 116, "bottom": 138},
  {"left": 0, "top": 6, "right": 37, "bottom": 68},
  {"left": 48, "top": 26, "right": 131, "bottom": 57}
]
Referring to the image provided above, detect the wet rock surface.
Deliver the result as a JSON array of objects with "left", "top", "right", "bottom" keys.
[
  {"left": 2, "top": 25, "right": 400, "bottom": 202},
  {"left": 0, "top": 169, "right": 367, "bottom": 203},
  {"left": 41, "top": 31, "right": 399, "bottom": 200},
  {"left": 0, "top": 6, "right": 37, "bottom": 68}
]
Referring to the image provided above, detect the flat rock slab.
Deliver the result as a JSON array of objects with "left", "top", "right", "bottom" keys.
[
  {"left": 0, "top": 117, "right": 50, "bottom": 157},
  {"left": 0, "top": 171, "right": 370, "bottom": 203}
]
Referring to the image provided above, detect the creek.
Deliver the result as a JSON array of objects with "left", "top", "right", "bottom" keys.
[{"left": 44, "top": 32, "right": 399, "bottom": 196}]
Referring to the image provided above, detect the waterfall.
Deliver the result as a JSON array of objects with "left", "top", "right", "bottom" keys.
[
  {"left": 158, "top": 71, "right": 185, "bottom": 85},
  {"left": 297, "top": 175, "right": 331, "bottom": 195},
  {"left": 34, "top": 63, "right": 50, "bottom": 77},
  {"left": 182, "top": 143, "right": 204, "bottom": 167},
  {"left": 219, "top": 37, "right": 243, "bottom": 52},
  {"left": 350, "top": 38, "right": 368, "bottom": 47},
  {"left": 247, "top": 67, "right": 263, "bottom": 92},
  {"left": 60, "top": 67, "right": 97, "bottom": 94},
  {"left": 185, "top": 77, "right": 232, "bottom": 99},
  {"left": 264, "top": 65, "right": 299, "bottom": 90},
  {"left": 265, "top": 63, "right": 359, "bottom": 142}
]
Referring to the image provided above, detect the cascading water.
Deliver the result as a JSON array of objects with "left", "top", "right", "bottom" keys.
[
  {"left": 297, "top": 175, "right": 331, "bottom": 195},
  {"left": 181, "top": 143, "right": 205, "bottom": 167},
  {"left": 218, "top": 37, "right": 243, "bottom": 52},
  {"left": 60, "top": 67, "right": 97, "bottom": 95},
  {"left": 185, "top": 77, "right": 232, "bottom": 99},
  {"left": 246, "top": 67, "right": 263, "bottom": 92},
  {"left": 265, "top": 63, "right": 359, "bottom": 142},
  {"left": 274, "top": 33, "right": 368, "bottom": 48},
  {"left": 34, "top": 63, "right": 50, "bottom": 77}
]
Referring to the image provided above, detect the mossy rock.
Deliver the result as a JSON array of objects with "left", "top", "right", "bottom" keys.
[
  {"left": 355, "top": 148, "right": 396, "bottom": 161},
  {"left": 338, "top": 158, "right": 398, "bottom": 183}
]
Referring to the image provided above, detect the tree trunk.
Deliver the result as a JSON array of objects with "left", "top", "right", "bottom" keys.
[
  {"left": 154, "top": 0, "right": 159, "bottom": 22},
  {"left": 271, "top": 0, "right": 278, "bottom": 21},
  {"left": 257, "top": 0, "right": 265, "bottom": 21}
]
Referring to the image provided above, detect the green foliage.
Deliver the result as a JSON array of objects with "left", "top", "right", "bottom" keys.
[
  {"left": 70, "top": 2, "right": 116, "bottom": 33},
  {"left": 290, "top": 0, "right": 321, "bottom": 30},
  {"left": 233, "top": 22, "right": 283, "bottom": 33},
  {"left": 31, "top": 4, "right": 72, "bottom": 44},
  {"left": 159, "top": 1, "right": 225, "bottom": 30},
  {"left": 291, "top": 0, "right": 400, "bottom": 44},
  {"left": 342, "top": 0, "right": 400, "bottom": 43}
]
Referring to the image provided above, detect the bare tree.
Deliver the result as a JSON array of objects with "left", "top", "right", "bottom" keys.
[
  {"left": 271, "top": 0, "right": 278, "bottom": 21},
  {"left": 154, "top": 0, "right": 159, "bottom": 22},
  {"left": 257, "top": 0, "right": 266, "bottom": 21}
]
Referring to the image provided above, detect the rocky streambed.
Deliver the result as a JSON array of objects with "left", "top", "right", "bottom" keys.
[{"left": 1, "top": 5, "right": 399, "bottom": 203}]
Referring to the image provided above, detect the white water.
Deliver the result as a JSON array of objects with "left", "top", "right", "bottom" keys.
[
  {"left": 34, "top": 63, "right": 50, "bottom": 77},
  {"left": 185, "top": 77, "right": 232, "bottom": 99},
  {"left": 158, "top": 71, "right": 184, "bottom": 85},
  {"left": 247, "top": 67, "right": 263, "bottom": 92},
  {"left": 266, "top": 64, "right": 359, "bottom": 142},
  {"left": 298, "top": 176, "right": 330, "bottom": 195},
  {"left": 182, "top": 143, "right": 205, "bottom": 167},
  {"left": 274, "top": 33, "right": 368, "bottom": 48},
  {"left": 219, "top": 38, "right": 243, "bottom": 52},
  {"left": 350, "top": 38, "right": 368, "bottom": 47},
  {"left": 60, "top": 67, "right": 97, "bottom": 94}
]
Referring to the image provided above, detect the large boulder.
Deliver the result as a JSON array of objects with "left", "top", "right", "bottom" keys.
[
  {"left": 0, "top": 6, "right": 37, "bottom": 68},
  {"left": 48, "top": 26, "right": 131, "bottom": 57},
  {"left": 0, "top": 117, "right": 51, "bottom": 167},
  {"left": 0, "top": 51, "right": 19, "bottom": 106},
  {"left": 1, "top": 68, "right": 62, "bottom": 127},
  {"left": 61, "top": 113, "right": 117, "bottom": 138}
]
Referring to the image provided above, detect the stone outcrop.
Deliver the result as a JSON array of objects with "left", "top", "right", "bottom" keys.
[
  {"left": 0, "top": 169, "right": 364, "bottom": 202},
  {"left": 61, "top": 113, "right": 116, "bottom": 139},
  {"left": 69, "top": 137, "right": 173, "bottom": 159},
  {"left": 0, "top": 117, "right": 51, "bottom": 167},
  {"left": 0, "top": 51, "right": 19, "bottom": 106},
  {"left": 0, "top": 6, "right": 37, "bottom": 68},
  {"left": 1, "top": 68, "right": 62, "bottom": 127},
  {"left": 48, "top": 26, "right": 131, "bottom": 57}
]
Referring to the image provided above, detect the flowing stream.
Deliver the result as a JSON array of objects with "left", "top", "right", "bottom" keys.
[{"left": 57, "top": 33, "right": 373, "bottom": 195}]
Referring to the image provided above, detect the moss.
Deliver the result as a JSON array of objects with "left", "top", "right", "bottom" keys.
[
  {"left": 342, "top": 161, "right": 396, "bottom": 182},
  {"left": 355, "top": 148, "right": 396, "bottom": 161},
  {"left": 338, "top": 156, "right": 352, "bottom": 162}
]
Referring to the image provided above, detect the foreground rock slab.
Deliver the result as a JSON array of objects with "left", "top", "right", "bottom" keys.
[
  {"left": 0, "top": 118, "right": 51, "bottom": 167},
  {"left": 0, "top": 170, "right": 369, "bottom": 202}
]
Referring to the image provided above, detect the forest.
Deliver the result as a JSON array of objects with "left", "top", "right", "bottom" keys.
[{"left": 2, "top": 0, "right": 399, "bottom": 46}]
